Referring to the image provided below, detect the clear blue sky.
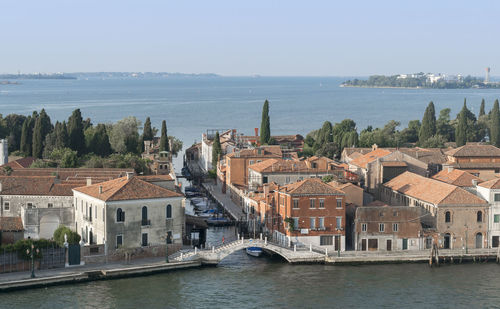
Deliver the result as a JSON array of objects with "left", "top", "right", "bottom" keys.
[{"left": 1, "top": 0, "right": 499, "bottom": 76}]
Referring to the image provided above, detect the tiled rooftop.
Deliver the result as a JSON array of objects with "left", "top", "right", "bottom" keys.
[
  {"left": 445, "top": 144, "right": 500, "bottom": 157},
  {"left": 432, "top": 169, "right": 482, "bottom": 187},
  {"left": 280, "top": 178, "right": 344, "bottom": 196},
  {"left": 0, "top": 216, "right": 23, "bottom": 231}
]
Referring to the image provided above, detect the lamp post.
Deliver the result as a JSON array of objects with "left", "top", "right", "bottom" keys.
[
  {"left": 165, "top": 233, "right": 171, "bottom": 263},
  {"left": 336, "top": 228, "right": 341, "bottom": 257},
  {"left": 26, "top": 244, "right": 39, "bottom": 278},
  {"left": 465, "top": 224, "right": 468, "bottom": 254}
]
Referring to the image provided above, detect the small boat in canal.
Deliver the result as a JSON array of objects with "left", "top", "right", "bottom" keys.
[{"left": 246, "top": 247, "right": 263, "bottom": 257}]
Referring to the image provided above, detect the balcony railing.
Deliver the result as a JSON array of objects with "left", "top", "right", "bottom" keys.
[
  {"left": 83, "top": 215, "right": 92, "bottom": 222},
  {"left": 141, "top": 219, "right": 151, "bottom": 226}
]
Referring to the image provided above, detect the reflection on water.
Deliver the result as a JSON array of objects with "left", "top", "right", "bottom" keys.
[{"left": 2, "top": 227, "right": 500, "bottom": 309}]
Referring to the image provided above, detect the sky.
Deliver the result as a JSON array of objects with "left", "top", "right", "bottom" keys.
[{"left": 1, "top": 0, "right": 499, "bottom": 76}]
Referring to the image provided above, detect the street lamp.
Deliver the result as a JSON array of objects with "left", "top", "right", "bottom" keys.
[
  {"left": 26, "top": 244, "right": 39, "bottom": 278},
  {"left": 335, "top": 228, "right": 341, "bottom": 257}
]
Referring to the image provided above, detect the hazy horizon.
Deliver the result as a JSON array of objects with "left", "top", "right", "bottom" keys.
[{"left": 1, "top": 1, "right": 499, "bottom": 76}]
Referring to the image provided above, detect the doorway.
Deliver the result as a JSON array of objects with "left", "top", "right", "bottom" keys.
[
  {"left": 386, "top": 239, "right": 392, "bottom": 251},
  {"left": 402, "top": 238, "right": 408, "bottom": 250},
  {"left": 361, "top": 239, "right": 367, "bottom": 251},
  {"left": 475, "top": 233, "right": 483, "bottom": 249},
  {"left": 444, "top": 233, "right": 451, "bottom": 249},
  {"left": 493, "top": 236, "right": 499, "bottom": 248}
]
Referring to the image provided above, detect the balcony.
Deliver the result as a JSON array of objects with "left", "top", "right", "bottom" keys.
[
  {"left": 83, "top": 215, "right": 92, "bottom": 222},
  {"left": 141, "top": 219, "right": 151, "bottom": 226}
]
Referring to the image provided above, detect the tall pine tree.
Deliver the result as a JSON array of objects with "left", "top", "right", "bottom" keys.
[
  {"left": 32, "top": 116, "right": 43, "bottom": 158},
  {"left": 143, "top": 117, "right": 154, "bottom": 141},
  {"left": 418, "top": 101, "right": 436, "bottom": 144},
  {"left": 260, "top": 100, "right": 271, "bottom": 145},
  {"left": 479, "top": 99, "right": 486, "bottom": 117},
  {"left": 455, "top": 102, "right": 469, "bottom": 147},
  {"left": 159, "top": 120, "right": 169, "bottom": 152},
  {"left": 490, "top": 99, "right": 500, "bottom": 147},
  {"left": 212, "top": 131, "right": 222, "bottom": 170},
  {"left": 20, "top": 117, "right": 31, "bottom": 156},
  {"left": 67, "top": 109, "right": 85, "bottom": 154}
]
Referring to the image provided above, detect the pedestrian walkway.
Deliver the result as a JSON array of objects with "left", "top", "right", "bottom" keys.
[{"left": 203, "top": 182, "right": 245, "bottom": 220}]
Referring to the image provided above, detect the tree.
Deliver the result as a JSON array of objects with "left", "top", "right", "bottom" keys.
[
  {"left": 419, "top": 101, "right": 436, "bottom": 144},
  {"left": 159, "top": 120, "right": 169, "bottom": 152},
  {"left": 20, "top": 115, "right": 36, "bottom": 156},
  {"left": 143, "top": 117, "right": 154, "bottom": 141},
  {"left": 455, "top": 99, "right": 481, "bottom": 144},
  {"left": 32, "top": 116, "right": 44, "bottom": 158},
  {"left": 479, "top": 98, "right": 486, "bottom": 117},
  {"left": 85, "top": 124, "right": 112, "bottom": 156},
  {"left": 55, "top": 121, "right": 69, "bottom": 149},
  {"left": 436, "top": 108, "right": 454, "bottom": 142},
  {"left": 169, "top": 136, "right": 183, "bottom": 157},
  {"left": 399, "top": 120, "right": 420, "bottom": 144},
  {"left": 456, "top": 102, "right": 468, "bottom": 147},
  {"left": 212, "top": 131, "right": 222, "bottom": 170},
  {"left": 67, "top": 109, "right": 86, "bottom": 154},
  {"left": 53, "top": 225, "right": 81, "bottom": 247},
  {"left": 313, "top": 121, "right": 333, "bottom": 152},
  {"left": 260, "top": 100, "right": 271, "bottom": 145},
  {"left": 490, "top": 99, "right": 500, "bottom": 147},
  {"left": 4, "top": 114, "right": 27, "bottom": 152},
  {"left": 109, "top": 117, "right": 141, "bottom": 154}
]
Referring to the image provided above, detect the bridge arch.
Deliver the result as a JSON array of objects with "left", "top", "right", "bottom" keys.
[{"left": 214, "top": 241, "right": 292, "bottom": 263}]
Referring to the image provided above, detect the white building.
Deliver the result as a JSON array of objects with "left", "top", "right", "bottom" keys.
[
  {"left": 0, "top": 139, "right": 7, "bottom": 165},
  {"left": 476, "top": 178, "right": 500, "bottom": 248},
  {"left": 73, "top": 174, "right": 185, "bottom": 249}
]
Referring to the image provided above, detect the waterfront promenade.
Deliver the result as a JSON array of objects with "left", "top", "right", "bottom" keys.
[{"left": 203, "top": 182, "right": 245, "bottom": 220}]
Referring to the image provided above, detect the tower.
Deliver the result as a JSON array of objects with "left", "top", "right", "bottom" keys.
[
  {"left": 0, "top": 139, "right": 8, "bottom": 165},
  {"left": 486, "top": 67, "right": 491, "bottom": 84}
]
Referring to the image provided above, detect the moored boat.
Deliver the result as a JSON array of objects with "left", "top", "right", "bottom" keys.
[{"left": 246, "top": 247, "right": 263, "bottom": 257}]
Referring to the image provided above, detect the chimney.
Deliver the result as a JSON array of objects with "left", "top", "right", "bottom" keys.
[
  {"left": 472, "top": 179, "right": 478, "bottom": 186},
  {"left": 447, "top": 166, "right": 454, "bottom": 173},
  {"left": 86, "top": 177, "right": 92, "bottom": 186},
  {"left": 126, "top": 172, "right": 134, "bottom": 180},
  {"left": 255, "top": 128, "right": 259, "bottom": 137},
  {"left": 263, "top": 183, "right": 269, "bottom": 196},
  {"left": 98, "top": 186, "right": 103, "bottom": 194},
  {"left": 0, "top": 181, "right": 2, "bottom": 192},
  {"left": 372, "top": 144, "right": 378, "bottom": 151}
]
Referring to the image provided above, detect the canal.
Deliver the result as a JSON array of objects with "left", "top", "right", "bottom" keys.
[{"left": 2, "top": 227, "right": 500, "bottom": 308}]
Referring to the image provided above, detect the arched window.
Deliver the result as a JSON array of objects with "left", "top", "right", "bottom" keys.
[
  {"left": 445, "top": 211, "right": 451, "bottom": 223},
  {"left": 117, "top": 208, "right": 125, "bottom": 222},
  {"left": 166, "top": 204, "right": 172, "bottom": 219},
  {"left": 477, "top": 211, "right": 483, "bottom": 223},
  {"left": 142, "top": 206, "right": 149, "bottom": 225}
]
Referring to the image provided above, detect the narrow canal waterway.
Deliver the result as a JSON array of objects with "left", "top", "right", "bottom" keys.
[{"left": 2, "top": 227, "right": 500, "bottom": 308}]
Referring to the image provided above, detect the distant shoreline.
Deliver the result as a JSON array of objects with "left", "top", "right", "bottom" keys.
[{"left": 340, "top": 84, "right": 423, "bottom": 89}]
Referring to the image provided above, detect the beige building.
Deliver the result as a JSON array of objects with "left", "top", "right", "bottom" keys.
[{"left": 73, "top": 175, "right": 185, "bottom": 250}]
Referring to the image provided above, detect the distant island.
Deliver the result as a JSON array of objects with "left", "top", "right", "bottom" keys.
[
  {"left": 342, "top": 73, "right": 500, "bottom": 89},
  {"left": 0, "top": 73, "right": 76, "bottom": 80}
]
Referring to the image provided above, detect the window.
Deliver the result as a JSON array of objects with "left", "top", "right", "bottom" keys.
[
  {"left": 477, "top": 211, "right": 483, "bottom": 223},
  {"left": 27, "top": 203, "right": 34, "bottom": 209},
  {"left": 293, "top": 199, "right": 299, "bottom": 209},
  {"left": 336, "top": 217, "right": 342, "bottom": 229},
  {"left": 249, "top": 160, "right": 254, "bottom": 165},
  {"left": 320, "top": 235, "right": 333, "bottom": 246},
  {"left": 116, "top": 208, "right": 125, "bottom": 222},
  {"left": 495, "top": 194, "right": 500, "bottom": 202},
  {"left": 379, "top": 223, "right": 385, "bottom": 232},
  {"left": 141, "top": 233, "right": 148, "bottom": 246},
  {"left": 310, "top": 217, "right": 316, "bottom": 229},
  {"left": 495, "top": 214, "right": 500, "bottom": 223},
  {"left": 336, "top": 199, "right": 342, "bottom": 209},
  {"left": 319, "top": 199, "right": 325, "bottom": 209},
  {"left": 116, "top": 235, "right": 123, "bottom": 248},
  {"left": 319, "top": 217, "right": 325, "bottom": 229},
  {"left": 47, "top": 203, "right": 53, "bottom": 208},
  {"left": 361, "top": 223, "right": 367, "bottom": 232},
  {"left": 166, "top": 204, "right": 172, "bottom": 219},
  {"left": 95, "top": 205, "right": 98, "bottom": 219},
  {"left": 445, "top": 211, "right": 451, "bottom": 223},
  {"left": 393, "top": 223, "right": 398, "bottom": 232},
  {"left": 89, "top": 205, "right": 92, "bottom": 221},
  {"left": 103, "top": 208, "right": 105, "bottom": 222},
  {"left": 3, "top": 202, "right": 9, "bottom": 211},
  {"left": 310, "top": 199, "right": 315, "bottom": 209},
  {"left": 285, "top": 176, "right": 291, "bottom": 184},
  {"left": 293, "top": 217, "right": 299, "bottom": 230},
  {"left": 142, "top": 206, "right": 149, "bottom": 225}
]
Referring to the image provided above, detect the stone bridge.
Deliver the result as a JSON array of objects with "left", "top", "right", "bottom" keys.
[{"left": 169, "top": 238, "right": 326, "bottom": 265}]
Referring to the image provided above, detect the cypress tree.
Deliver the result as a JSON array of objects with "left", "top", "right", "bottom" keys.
[
  {"left": 159, "top": 120, "right": 169, "bottom": 152},
  {"left": 212, "top": 131, "right": 222, "bottom": 170},
  {"left": 55, "top": 121, "right": 69, "bottom": 149},
  {"left": 67, "top": 109, "right": 85, "bottom": 154},
  {"left": 20, "top": 117, "right": 30, "bottom": 155},
  {"left": 313, "top": 121, "right": 333, "bottom": 151},
  {"left": 32, "top": 116, "right": 43, "bottom": 158},
  {"left": 491, "top": 99, "right": 500, "bottom": 147},
  {"left": 260, "top": 100, "right": 271, "bottom": 145},
  {"left": 143, "top": 117, "right": 154, "bottom": 141},
  {"left": 419, "top": 101, "right": 436, "bottom": 144},
  {"left": 479, "top": 99, "right": 486, "bottom": 117},
  {"left": 456, "top": 102, "right": 468, "bottom": 147}
]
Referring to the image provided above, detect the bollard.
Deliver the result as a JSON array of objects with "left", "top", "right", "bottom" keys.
[
  {"left": 325, "top": 248, "right": 328, "bottom": 256},
  {"left": 265, "top": 237, "right": 267, "bottom": 245},
  {"left": 181, "top": 253, "right": 184, "bottom": 260},
  {"left": 294, "top": 245, "right": 296, "bottom": 252},
  {"left": 238, "top": 233, "right": 240, "bottom": 240},
  {"left": 195, "top": 247, "right": 198, "bottom": 254},
  {"left": 260, "top": 233, "right": 262, "bottom": 240},
  {"left": 241, "top": 236, "right": 244, "bottom": 244},
  {"left": 212, "top": 246, "right": 215, "bottom": 253},
  {"left": 288, "top": 237, "right": 291, "bottom": 248},
  {"left": 310, "top": 244, "right": 312, "bottom": 252}
]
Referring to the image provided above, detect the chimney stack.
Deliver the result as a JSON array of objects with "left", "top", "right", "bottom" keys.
[
  {"left": 126, "top": 172, "right": 134, "bottom": 180},
  {"left": 255, "top": 128, "right": 259, "bottom": 137},
  {"left": 86, "top": 177, "right": 92, "bottom": 186},
  {"left": 447, "top": 166, "right": 454, "bottom": 173},
  {"left": 99, "top": 186, "right": 103, "bottom": 194},
  {"left": 472, "top": 179, "right": 478, "bottom": 186}
]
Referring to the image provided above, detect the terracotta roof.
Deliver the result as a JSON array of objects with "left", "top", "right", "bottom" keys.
[
  {"left": 383, "top": 171, "right": 487, "bottom": 206},
  {"left": 350, "top": 148, "right": 392, "bottom": 169},
  {"left": 226, "top": 146, "right": 282, "bottom": 158},
  {"left": 280, "top": 178, "right": 344, "bottom": 196},
  {"left": 344, "top": 147, "right": 448, "bottom": 165},
  {"left": 0, "top": 176, "right": 75, "bottom": 196},
  {"left": 0, "top": 168, "right": 133, "bottom": 180},
  {"left": 2, "top": 157, "right": 36, "bottom": 169},
  {"left": 478, "top": 178, "right": 500, "bottom": 189},
  {"left": 328, "top": 181, "right": 363, "bottom": 191},
  {"left": 445, "top": 144, "right": 500, "bottom": 157},
  {"left": 73, "top": 176, "right": 183, "bottom": 202},
  {"left": 0, "top": 217, "right": 23, "bottom": 231},
  {"left": 432, "top": 169, "right": 482, "bottom": 187}
]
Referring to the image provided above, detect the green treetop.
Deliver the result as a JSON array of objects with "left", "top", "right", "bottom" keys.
[
  {"left": 479, "top": 98, "right": 486, "bottom": 117},
  {"left": 490, "top": 99, "right": 500, "bottom": 147},
  {"left": 159, "top": 120, "right": 169, "bottom": 152},
  {"left": 260, "top": 100, "right": 271, "bottom": 145},
  {"left": 67, "top": 109, "right": 86, "bottom": 154},
  {"left": 143, "top": 117, "right": 154, "bottom": 141},
  {"left": 455, "top": 101, "right": 469, "bottom": 147},
  {"left": 418, "top": 101, "right": 436, "bottom": 144},
  {"left": 212, "top": 131, "right": 222, "bottom": 170}
]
